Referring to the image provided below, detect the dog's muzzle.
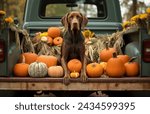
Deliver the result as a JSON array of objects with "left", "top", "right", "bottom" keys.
[{"left": 71, "top": 19, "right": 80, "bottom": 31}]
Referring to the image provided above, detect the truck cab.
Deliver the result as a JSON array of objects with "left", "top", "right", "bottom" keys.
[{"left": 23, "top": 0, "right": 122, "bottom": 36}]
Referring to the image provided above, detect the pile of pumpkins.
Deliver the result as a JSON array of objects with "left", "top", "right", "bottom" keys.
[
  {"left": 13, "top": 27, "right": 139, "bottom": 78},
  {"left": 33, "top": 27, "right": 63, "bottom": 46},
  {"left": 13, "top": 45, "right": 139, "bottom": 78},
  {"left": 13, "top": 52, "right": 87, "bottom": 78},
  {"left": 98, "top": 44, "right": 139, "bottom": 77},
  {"left": 13, "top": 53, "right": 63, "bottom": 78}
]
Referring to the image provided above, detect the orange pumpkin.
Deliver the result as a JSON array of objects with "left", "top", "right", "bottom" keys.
[
  {"left": 100, "top": 62, "right": 107, "bottom": 72},
  {"left": 13, "top": 63, "right": 29, "bottom": 77},
  {"left": 124, "top": 57, "right": 139, "bottom": 77},
  {"left": 106, "top": 53, "right": 125, "bottom": 77},
  {"left": 48, "top": 27, "right": 61, "bottom": 38},
  {"left": 53, "top": 37, "right": 63, "bottom": 46},
  {"left": 99, "top": 43, "right": 116, "bottom": 62},
  {"left": 47, "top": 36, "right": 53, "bottom": 45},
  {"left": 36, "top": 55, "right": 57, "bottom": 67},
  {"left": 70, "top": 72, "right": 80, "bottom": 78},
  {"left": 117, "top": 54, "right": 130, "bottom": 64},
  {"left": 67, "top": 59, "right": 82, "bottom": 72},
  {"left": 86, "top": 62, "right": 103, "bottom": 77},
  {"left": 18, "top": 52, "right": 38, "bottom": 64},
  {"left": 48, "top": 66, "right": 64, "bottom": 77}
]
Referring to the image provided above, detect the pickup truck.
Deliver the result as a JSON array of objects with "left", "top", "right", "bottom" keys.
[{"left": 0, "top": 0, "right": 150, "bottom": 97}]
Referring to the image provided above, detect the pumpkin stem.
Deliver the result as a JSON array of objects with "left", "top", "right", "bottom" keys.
[
  {"left": 129, "top": 56, "right": 138, "bottom": 62},
  {"left": 22, "top": 55, "right": 26, "bottom": 63},
  {"left": 91, "top": 63, "right": 97, "bottom": 67},
  {"left": 112, "top": 52, "right": 117, "bottom": 58}
]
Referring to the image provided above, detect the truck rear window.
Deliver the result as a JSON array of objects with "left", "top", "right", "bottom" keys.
[{"left": 40, "top": 0, "right": 107, "bottom": 18}]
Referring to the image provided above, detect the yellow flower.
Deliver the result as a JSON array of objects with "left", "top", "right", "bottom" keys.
[
  {"left": 5, "top": 17, "right": 14, "bottom": 23},
  {"left": 82, "top": 30, "right": 94, "bottom": 38},
  {"left": 146, "top": 8, "right": 150, "bottom": 14},
  {"left": 40, "top": 32, "right": 48, "bottom": 37},
  {"left": 0, "top": 10, "right": 6, "bottom": 15},
  {"left": 131, "top": 15, "right": 140, "bottom": 21},
  {"left": 130, "top": 21, "right": 136, "bottom": 25},
  {"left": 122, "top": 21, "right": 130, "bottom": 28},
  {"left": 139, "top": 13, "right": 148, "bottom": 20}
]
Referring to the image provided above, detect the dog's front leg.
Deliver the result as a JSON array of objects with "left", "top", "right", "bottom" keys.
[
  {"left": 80, "top": 44, "right": 88, "bottom": 82},
  {"left": 80, "top": 56, "right": 88, "bottom": 82},
  {"left": 61, "top": 56, "right": 70, "bottom": 85}
]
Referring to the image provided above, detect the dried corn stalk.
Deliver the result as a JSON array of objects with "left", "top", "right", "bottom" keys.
[
  {"left": 85, "top": 31, "right": 124, "bottom": 62},
  {"left": 20, "top": 29, "right": 35, "bottom": 53}
]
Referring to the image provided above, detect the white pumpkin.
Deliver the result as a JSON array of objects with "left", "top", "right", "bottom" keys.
[
  {"left": 48, "top": 66, "right": 64, "bottom": 77},
  {"left": 28, "top": 62, "right": 48, "bottom": 77}
]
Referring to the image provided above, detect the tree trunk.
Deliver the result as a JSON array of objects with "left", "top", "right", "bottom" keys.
[
  {"left": 132, "top": 0, "right": 137, "bottom": 16},
  {"left": 0, "top": 0, "right": 5, "bottom": 10}
]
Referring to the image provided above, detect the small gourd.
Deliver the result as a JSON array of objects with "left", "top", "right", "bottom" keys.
[
  {"left": 70, "top": 72, "right": 80, "bottom": 78},
  {"left": 53, "top": 37, "right": 63, "bottom": 46},
  {"left": 99, "top": 62, "right": 107, "bottom": 72}
]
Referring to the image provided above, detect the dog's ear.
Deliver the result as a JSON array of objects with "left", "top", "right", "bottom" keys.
[
  {"left": 61, "top": 13, "right": 69, "bottom": 31},
  {"left": 81, "top": 15, "right": 88, "bottom": 30}
]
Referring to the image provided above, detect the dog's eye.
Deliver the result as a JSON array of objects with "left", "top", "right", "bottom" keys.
[
  {"left": 69, "top": 16, "right": 73, "bottom": 20},
  {"left": 76, "top": 15, "right": 80, "bottom": 19}
]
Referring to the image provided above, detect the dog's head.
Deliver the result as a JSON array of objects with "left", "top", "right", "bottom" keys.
[{"left": 61, "top": 11, "right": 88, "bottom": 31}]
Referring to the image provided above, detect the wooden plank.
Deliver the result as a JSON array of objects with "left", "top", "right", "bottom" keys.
[
  {"left": 1, "top": 77, "right": 150, "bottom": 83},
  {"left": 27, "top": 82, "right": 150, "bottom": 91},
  {"left": 0, "top": 82, "right": 150, "bottom": 91},
  {"left": 0, "top": 77, "right": 150, "bottom": 91},
  {"left": 0, "top": 82, "right": 27, "bottom": 90}
]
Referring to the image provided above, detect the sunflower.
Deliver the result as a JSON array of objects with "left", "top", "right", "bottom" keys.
[
  {"left": 146, "top": 8, "right": 150, "bottom": 14},
  {"left": 131, "top": 15, "right": 140, "bottom": 21},
  {"left": 130, "top": 21, "right": 136, "bottom": 25},
  {"left": 5, "top": 17, "right": 14, "bottom": 23},
  {"left": 139, "top": 13, "right": 148, "bottom": 20},
  {"left": 82, "top": 29, "right": 95, "bottom": 39},
  {"left": 0, "top": 10, "right": 6, "bottom": 15},
  {"left": 40, "top": 32, "right": 48, "bottom": 38},
  {"left": 122, "top": 21, "right": 130, "bottom": 28}
]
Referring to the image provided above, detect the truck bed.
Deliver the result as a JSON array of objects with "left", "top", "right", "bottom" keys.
[{"left": 0, "top": 77, "right": 150, "bottom": 91}]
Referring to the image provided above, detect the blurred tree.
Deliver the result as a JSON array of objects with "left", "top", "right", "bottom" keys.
[
  {"left": 120, "top": 0, "right": 148, "bottom": 21},
  {"left": 0, "top": 0, "right": 26, "bottom": 26},
  {"left": 0, "top": 0, "right": 5, "bottom": 9},
  {"left": 46, "top": 4, "right": 70, "bottom": 17}
]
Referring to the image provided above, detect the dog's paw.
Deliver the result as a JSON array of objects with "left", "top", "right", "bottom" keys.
[
  {"left": 63, "top": 75, "right": 70, "bottom": 85},
  {"left": 81, "top": 73, "right": 88, "bottom": 83}
]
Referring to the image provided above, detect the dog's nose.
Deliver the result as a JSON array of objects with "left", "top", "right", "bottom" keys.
[{"left": 71, "top": 19, "right": 79, "bottom": 30}]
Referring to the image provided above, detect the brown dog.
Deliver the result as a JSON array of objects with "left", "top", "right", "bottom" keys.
[{"left": 61, "top": 11, "right": 88, "bottom": 85}]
